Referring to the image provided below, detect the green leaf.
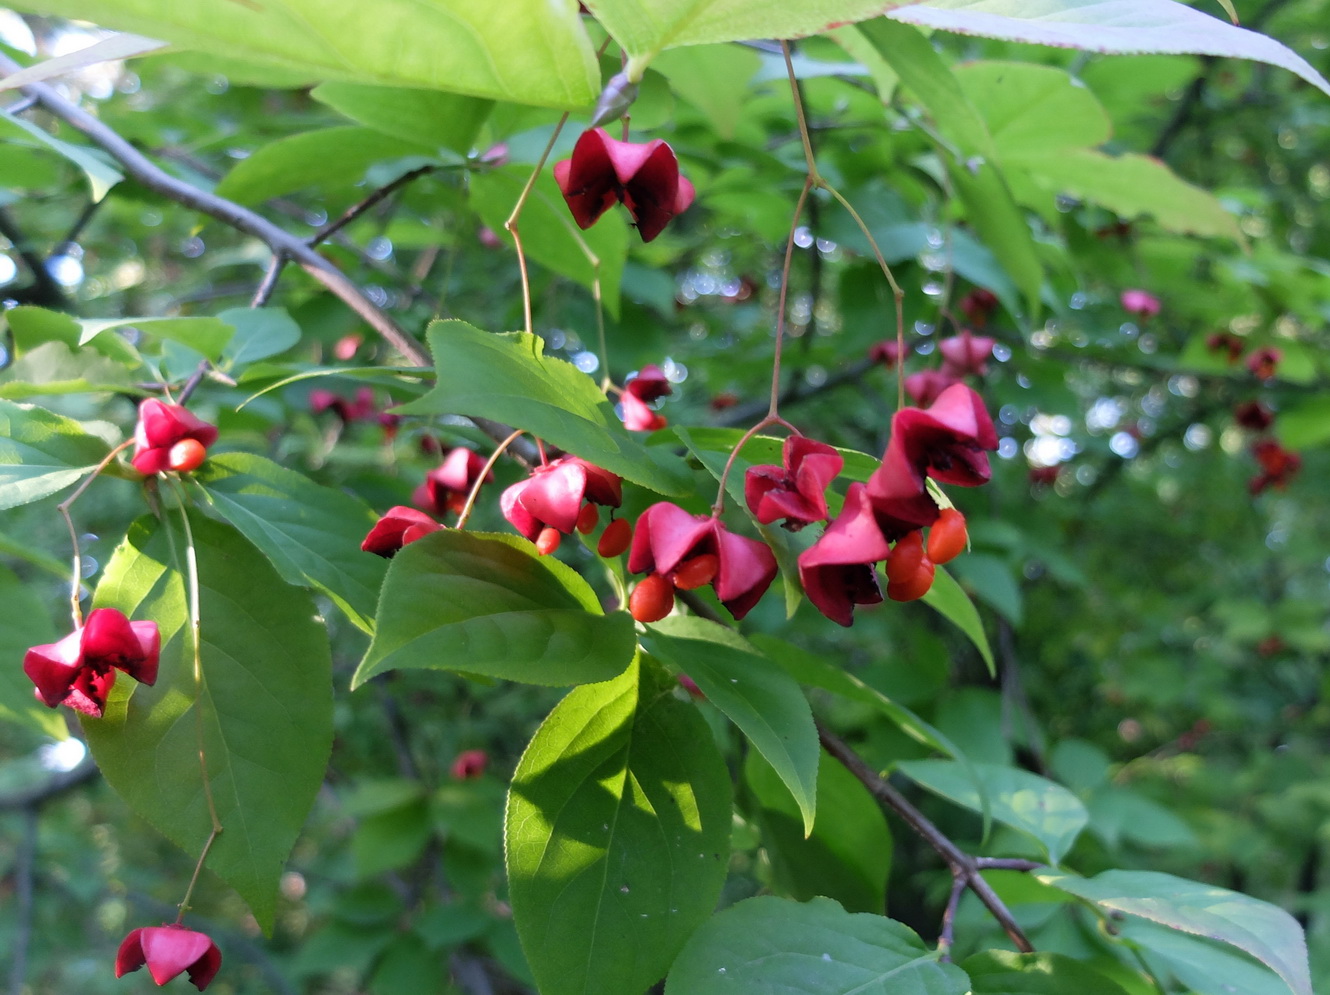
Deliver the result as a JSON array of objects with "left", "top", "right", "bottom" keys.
[
  {"left": 0, "top": 399, "right": 115, "bottom": 511},
  {"left": 745, "top": 750, "right": 892, "bottom": 914},
  {"left": 0, "top": 564, "right": 68, "bottom": 739},
  {"left": 749, "top": 633, "right": 963, "bottom": 761},
  {"left": 312, "top": 83, "right": 492, "bottom": 152},
  {"left": 921, "top": 566, "right": 995, "bottom": 676},
  {"left": 214, "top": 126, "right": 436, "bottom": 206},
  {"left": 948, "top": 553, "right": 1023, "bottom": 626},
  {"left": 1017, "top": 150, "right": 1241, "bottom": 241},
  {"left": 0, "top": 342, "right": 136, "bottom": 399},
  {"left": 506, "top": 657, "right": 732, "bottom": 995},
  {"left": 952, "top": 61, "right": 1112, "bottom": 157},
  {"left": 1276, "top": 396, "right": 1330, "bottom": 450},
  {"left": 397, "top": 320, "right": 690, "bottom": 495},
  {"left": 652, "top": 44, "right": 761, "bottom": 140},
  {"left": 0, "top": 108, "right": 121, "bottom": 200},
  {"left": 7, "top": 305, "right": 135, "bottom": 365},
  {"left": 1121, "top": 920, "right": 1296, "bottom": 995},
  {"left": 217, "top": 307, "right": 303, "bottom": 370},
  {"left": 85, "top": 514, "right": 333, "bottom": 933},
  {"left": 4, "top": 0, "right": 600, "bottom": 106},
  {"left": 1035, "top": 869, "right": 1311, "bottom": 995},
  {"left": 587, "top": 0, "right": 916, "bottom": 67},
  {"left": 665, "top": 895, "right": 971, "bottom": 994},
  {"left": 897, "top": 759, "right": 1087, "bottom": 863},
  {"left": 6, "top": 306, "right": 233, "bottom": 361},
  {"left": 468, "top": 165, "right": 628, "bottom": 317},
  {"left": 193, "top": 452, "right": 387, "bottom": 633},
  {"left": 642, "top": 616, "right": 819, "bottom": 834},
  {"left": 887, "top": 0, "right": 1330, "bottom": 97},
  {"left": 858, "top": 19, "right": 1042, "bottom": 315},
  {"left": 352, "top": 529, "right": 635, "bottom": 689},
  {"left": 962, "top": 950, "right": 1134, "bottom": 994}
]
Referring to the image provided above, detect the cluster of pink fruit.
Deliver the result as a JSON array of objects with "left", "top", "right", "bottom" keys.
[{"left": 363, "top": 380, "right": 997, "bottom": 628}]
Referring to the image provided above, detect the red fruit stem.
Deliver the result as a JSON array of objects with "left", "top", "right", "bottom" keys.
[
  {"left": 505, "top": 111, "right": 571, "bottom": 338},
  {"left": 505, "top": 36, "right": 614, "bottom": 339},
  {"left": 710, "top": 415, "right": 796, "bottom": 517},
  {"left": 55, "top": 439, "right": 134, "bottom": 627},
  {"left": 769, "top": 174, "right": 814, "bottom": 418},
  {"left": 165, "top": 479, "right": 224, "bottom": 921},
  {"left": 781, "top": 42, "right": 906, "bottom": 411},
  {"left": 455, "top": 428, "right": 527, "bottom": 530}
]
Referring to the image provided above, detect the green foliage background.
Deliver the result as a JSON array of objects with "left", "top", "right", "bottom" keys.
[{"left": 1, "top": 0, "right": 1329, "bottom": 992}]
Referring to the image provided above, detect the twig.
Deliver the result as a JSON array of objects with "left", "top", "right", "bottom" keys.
[
  {"left": 713, "top": 357, "right": 876, "bottom": 428},
  {"left": 309, "top": 164, "right": 436, "bottom": 248},
  {"left": 817, "top": 722, "right": 1036, "bottom": 952},
  {"left": 0, "top": 52, "right": 429, "bottom": 368}
]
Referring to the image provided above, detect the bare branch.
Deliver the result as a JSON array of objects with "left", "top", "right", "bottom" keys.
[
  {"left": 0, "top": 52, "right": 429, "bottom": 368},
  {"left": 817, "top": 722, "right": 1036, "bottom": 952}
]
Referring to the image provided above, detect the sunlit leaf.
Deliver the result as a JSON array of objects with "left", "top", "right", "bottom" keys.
[
  {"left": 642, "top": 616, "right": 819, "bottom": 834},
  {"left": 86, "top": 514, "right": 333, "bottom": 933},
  {"left": 507, "top": 657, "right": 732, "bottom": 995},
  {"left": 1036, "top": 869, "right": 1312, "bottom": 995},
  {"left": 0, "top": 398, "right": 116, "bottom": 511},
  {"left": 898, "top": 759, "right": 1087, "bottom": 863},
  {"left": 352, "top": 529, "right": 635, "bottom": 689},
  {"left": 3, "top": 0, "right": 600, "bottom": 106}
]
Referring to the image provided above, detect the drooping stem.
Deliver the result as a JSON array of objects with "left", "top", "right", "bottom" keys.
[
  {"left": 710, "top": 414, "right": 797, "bottom": 517},
  {"left": 769, "top": 175, "right": 814, "bottom": 418},
  {"left": 55, "top": 440, "right": 135, "bottom": 627},
  {"left": 175, "top": 826, "right": 221, "bottom": 923},
  {"left": 505, "top": 113, "right": 571, "bottom": 337},
  {"left": 165, "top": 481, "right": 222, "bottom": 921},
  {"left": 782, "top": 42, "right": 907, "bottom": 409},
  {"left": 455, "top": 429, "right": 526, "bottom": 530}
]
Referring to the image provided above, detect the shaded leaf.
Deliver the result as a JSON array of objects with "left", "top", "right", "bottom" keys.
[
  {"left": 352, "top": 529, "right": 635, "bottom": 689},
  {"left": 217, "top": 307, "right": 302, "bottom": 370},
  {"left": 0, "top": 564, "right": 67, "bottom": 738},
  {"left": 642, "top": 616, "right": 819, "bottom": 834},
  {"left": 858, "top": 18, "right": 1042, "bottom": 315},
  {"left": 506, "top": 657, "right": 732, "bottom": 995},
  {"left": 0, "top": 108, "right": 121, "bottom": 200},
  {"left": 312, "top": 82, "right": 493, "bottom": 152},
  {"left": 962, "top": 950, "right": 1133, "bottom": 994},
  {"left": 665, "top": 895, "right": 970, "bottom": 994},
  {"left": 1122, "top": 920, "right": 1295, "bottom": 995},
  {"left": 749, "top": 633, "right": 964, "bottom": 761},
  {"left": 193, "top": 452, "right": 386, "bottom": 633},
  {"left": 214, "top": 126, "right": 436, "bottom": 206},
  {"left": 397, "top": 320, "right": 689, "bottom": 495},
  {"left": 1035, "top": 869, "right": 1312, "bottom": 995},
  {"left": 745, "top": 750, "right": 892, "bottom": 914},
  {"left": 0, "top": 398, "right": 115, "bottom": 511},
  {"left": 898, "top": 759, "right": 1086, "bottom": 863},
  {"left": 1017, "top": 149, "right": 1241, "bottom": 241},
  {"left": 86, "top": 514, "right": 333, "bottom": 932},
  {"left": 921, "top": 566, "right": 995, "bottom": 675}
]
